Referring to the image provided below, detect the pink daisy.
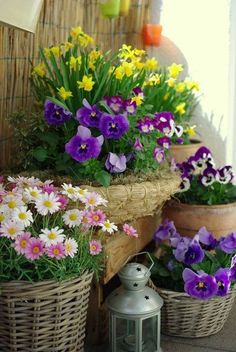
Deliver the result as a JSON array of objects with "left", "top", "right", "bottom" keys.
[
  {"left": 57, "top": 195, "right": 69, "bottom": 209},
  {"left": 25, "top": 238, "right": 45, "bottom": 260},
  {"left": 87, "top": 209, "right": 106, "bottom": 226},
  {"left": 42, "top": 184, "right": 56, "bottom": 194},
  {"left": 13, "top": 232, "right": 31, "bottom": 255},
  {"left": 123, "top": 223, "right": 138, "bottom": 238},
  {"left": 89, "top": 240, "right": 102, "bottom": 255},
  {"left": 46, "top": 243, "right": 65, "bottom": 259}
]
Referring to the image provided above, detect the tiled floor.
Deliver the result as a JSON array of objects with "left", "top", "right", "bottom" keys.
[{"left": 86, "top": 302, "right": 236, "bottom": 351}]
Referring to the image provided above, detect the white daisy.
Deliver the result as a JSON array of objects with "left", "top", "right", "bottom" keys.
[
  {"left": 0, "top": 220, "right": 24, "bottom": 238},
  {"left": 62, "top": 209, "right": 83, "bottom": 228},
  {"left": 82, "top": 192, "right": 108, "bottom": 208},
  {"left": 64, "top": 238, "right": 78, "bottom": 258},
  {"left": 39, "top": 227, "right": 65, "bottom": 246},
  {"left": 35, "top": 192, "right": 61, "bottom": 215},
  {"left": 100, "top": 220, "right": 118, "bottom": 234},
  {"left": 24, "top": 187, "right": 42, "bottom": 202},
  {"left": 2, "top": 194, "right": 25, "bottom": 211},
  {"left": 0, "top": 207, "right": 10, "bottom": 223},
  {"left": 61, "top": 183, "right": 79, "bottom": 201},
  {"left": 12, "top": 206, "right": 33, "bottom": 227}
]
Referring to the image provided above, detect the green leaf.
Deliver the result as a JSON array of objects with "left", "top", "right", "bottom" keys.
[
  {"left": 94, "top": 170, "right": 111, "bottom": 187},
  {"left": 38, "top": 132, "right": 59, "bottom": 147},
  {"left": 32, "top": 147, "right": 48, "bottom": 161},
  {"left": 45, "top": 96, "right": 69, "bottom": 110}
]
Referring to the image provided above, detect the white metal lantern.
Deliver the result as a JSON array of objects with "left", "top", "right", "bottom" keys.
[{"left": 106, "top": 253, "right": 163, "bottom": 352}]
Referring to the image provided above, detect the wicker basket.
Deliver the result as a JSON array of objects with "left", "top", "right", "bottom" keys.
[
  {"left": 149, "top": 281, "right": 236, "bottom": 338},
  {"left": 0, "top": 271, "right": 93, "bottom": 352},
  {"left": 82, "top": 173, "right": 180, "bottom": 223}
]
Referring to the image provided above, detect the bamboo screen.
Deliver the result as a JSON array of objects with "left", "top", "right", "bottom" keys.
[{"left": 0, "top": 0, "right": 151, "bottom": 169}]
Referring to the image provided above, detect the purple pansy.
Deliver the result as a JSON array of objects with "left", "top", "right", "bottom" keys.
[
  {"left": 173, "top": 237, "right": 191, "bottom": 262},
  {"left": 99, "top": 114, "right": 129, "bottom": 139},
  {"left": 133, "top": 138, "right": 143, "bottom": 151},
  {"left": 199, "top": 166, "right": 217, "bottom": 186},
  {"left": 105, "top": 152, "right": 127, "bottom": 173},
  {"left": 183, "top": 268, "right": 218, "bottom": 300},
  {"left": 157, "top": 136, "right": 171, "bottom": 149},
  {"left": 215, "top": 268, "right": 231, "bottom": 296},
  {"left": 124, "top": 99, "right": 137, "bottom": 114},
  {"left": 219, "top": 232, "right": 236, "bottom": 253},
  {"left": 44, "top": 100, "right": 72, "bottom": 125},
  {"left": 133, "top": 87, "right": 144, "bottom": 98},
  {"left": 184, "top": 240, "right": 205, "bottom": 265},
  {"left": 169, "top": 232, "right": 181, "bottom": 248},
  {"left": 194, "top": 147, "right": 213, "bottom": 162},
  {"left": 153, "top": 147, "right": 165, "bottom": 163},
  {"left": 175, "top": 125, "right": 184, "bottom": 138},
  {"left": 195, "top": 227, "right": 218, "bottom": 250},
  {"left": 166, "top": 260, "right": 175, "bottom": 271},
  {"left": 178, "top": 174, "right": 191, "bottom": 193},
  {"left": 216, "top": 166, "right": 234, "bottom": 184},
  {"left": 154, "top": 112, "right": 175, "bottom": 136},
  {"left": 104, "top": 96, "right": 124, "bottom": 113},
  {"left": 137, "top": 117, "right": 154, "bottom": 133},
  {"left": 65, "top": 126, "right": 103, "bottom": 163},
  {"left": 76, "top": 99, "right": 102, "bottom": 128},
  {"left": 153, "top": 219, "right": 177, "bottom": 241},
  {"left": 176, "top": 138, "right": 184, "bottom": 144}
]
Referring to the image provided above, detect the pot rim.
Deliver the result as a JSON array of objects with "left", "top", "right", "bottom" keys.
[
  {"left": 168, "top": 199, "right": 236, "bottom": 210},
  {"left": 170, "top": 139, "right": 203, "bottom": 150}
]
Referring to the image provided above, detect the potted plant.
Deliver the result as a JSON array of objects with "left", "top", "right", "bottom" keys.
[
  {"left": 8, "top": 27, "right": 180, "bottom": 223},
  {"left": 0, "top": 175, "right": 136, "bottom": 351},
  {"left": 163, "top": 146, "right": 236, "bottom": 238},
  {"left": 150, "top": 219, "right": 236, "bottom": 337},
  {"left": 143, "top": 62, "right": 202, "bottom": 162}
]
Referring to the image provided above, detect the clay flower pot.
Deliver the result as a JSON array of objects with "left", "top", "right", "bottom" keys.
[
  {"left": 162, "top": 200, "right": 236, "bottom": 239},
  {"left": 169, "top": 139, "right": 204, "bottom": 163},
  {"left": 143, "top": 24, "right": 162, "bottom": 46}
]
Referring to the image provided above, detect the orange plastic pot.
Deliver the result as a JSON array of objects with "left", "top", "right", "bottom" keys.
[
  {"left": 169, "top": 139, "right": 204, "bottom": 163},
  {"left": 143, "top": 24, "right": 162, "bottom": 46},
  {"left": 162, "top": 200, "right": 236, "bottom": 239}
]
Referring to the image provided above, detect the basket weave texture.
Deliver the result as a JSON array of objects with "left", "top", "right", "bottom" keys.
[
  {"left": 149, "top": 281, "right": 236, "bottom": 338},
  {"left": 82, "top": 173, "right": 180, "bottom": 223},
  {"left": 0, "top": 271, "right": 93, "bottom": 352}
]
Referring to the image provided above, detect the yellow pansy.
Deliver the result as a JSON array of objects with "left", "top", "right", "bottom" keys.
[
  {"left": 114, "top": 66, "right": 124, "bottom": 80},
  {"left": 57, "top": 87, "right": 73, "bottom": 100},
  {"left": 122, "top": 61, "right": 134, "bottom": 77},
  {"left": 145, "top": 57, "right": 158, "bottom": 71},
  {"left": 50, "top": 46, "right": 61, "bottom": 58},
  {"left": 168, "top": 63, "right": 183, "bottom": 78},
  {"left": 131, "top": 95, "right": 143, "bottom": 106},
  {"left": 175, "top": 82, "right": 186, "bottom": 93},
  {"left": 166, "top": 77, "right": 176, "bottom": 87},
  {"left": 175, "top": 102, "right": 186, "bottom": 115},
  {"left": 185, "top": 125, "right": 196, "bottom": 137},
  {"left": 69, "top": 56, "right": 81, "bottom": 71},
  {"left": 32, "top": 63, "right": 46, "bottom": 77},
  {"left": 77, "top": 75, "right": 95, "bottom": 91}
]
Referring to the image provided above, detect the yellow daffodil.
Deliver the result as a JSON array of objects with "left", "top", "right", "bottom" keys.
[
  {"left": 166, "top": 77, "right": 176, "bottom": 87},
  {"left": 122, "top": 61, "right": 134, "bottom": 77},
  {"left": 133, "top": 59, "right": 145, "bottom": 70},
  {"left": 70, "top": 26, "right": 83, "bottom": 39},
  {"left": 77, "top": 75, "right": 95, "bottom": 91},
  {"left": 78, "top": 33, "right": 94, "bottom": 47},
  {"left": 168, "top": 63, "right": 183, "bottom": 78},
  {"left": 175, "top": 82, "right": 186, "bottom": 93},
  {"left": 185, "top": 125, "right": 196, "bottom": 137},
  {"left": 32, "top": 63, "right": 46, "bottom": 77},
  {"left": 145, "top": 58, "right": 158, "bottom": 71},
  {"left": 50, "top": 46, "right": 61, "bottom": 58},
  {"left": 131, "top": 95, "right": 143, "bottom": 106},
  {"left": 185, "top": 79, "right": 200, "bottom": 91},
  {"left": 145, "top": 74, "right": 161, "bottom": 86},
  {"left": 69, "top": 56, "right": 81, "bottom": 71},
  {"left": 163, "top": 93, "right": 170, "bottom": 101},
  {"left": 43, "top": 47, "right": 51, "bottom": 58},
  {"left": 175, "top": 102, "right": 186, "bottom": 115},
  {"left": 61, "top": 41, "right": 74, "bottom": 52},
  {"left": 133, "top": 48, "right": 145, "bottom": 57},
  {"left": 89, "top": 50, "right": 103, "bottom": 62},
  {"left": 114, "top": 66, "right": 124, "bottom": 80},
  {"left": 57, "top": 87, "right": 73, "bottom": 100}
]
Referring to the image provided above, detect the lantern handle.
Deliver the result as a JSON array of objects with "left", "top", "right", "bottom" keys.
[{"left": 123, "top": 251, "right": 154, "bottom": 275}]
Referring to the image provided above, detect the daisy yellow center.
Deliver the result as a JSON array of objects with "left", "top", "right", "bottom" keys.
[
  {"left": 82, "top": 217, "right": 88, "bottom": 223},
  {"left": 8, "top": 227, "right": 17, "bottom": 236},
  {"left": 20, "top": 240, "right": 27, "bottom": 248},
  {"left": 53, "top": 249, "right": 60, "bottom": 255},
  {"left": 43, "top": 200, "right": 53, "bottom": 208},
  {"left": 0, "top": 214, "right": 5, "bottom": 222},
  {"left": 19, "top": 212, "right": 27, "bottom": 220},
  {"left": 66, "top": 243, "right": 72, "bottom": 251},
  {"left": 92, "top": 215, "right": 99, "bottom": 221},
  {"left": 91, "top": 245, "right": 97, "bottom": 251},
  {"left": 48, "top": 232, "right": 57, "bottom": 240},
  {"left": 104, "top": 222, "right": 111, "bottom": 229},
  {"left": 8, "top": 200, "right": 16, "bottom": 209},
  {"left": 88, "top": 198, "right": 95, "bottom": 205},
  {"left": 67, "top": 188, "right": 74, "bottom": 194},
  {"left": 69, "top": 214, "right": 77, "bottom": 221},
  {"left": 79, "top": 190, "right": 86, "bottom": 195},
  {"left": 33, "top": 246, "right": 40, "bottom": 254},
  {"left": 30, "top": 191, "right": 38, "bottom": 197}
]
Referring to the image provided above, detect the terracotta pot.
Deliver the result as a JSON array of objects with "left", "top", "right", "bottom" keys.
[
  {"left": 169, "top": 139, "right": 204, "bottom": 163},
  {"left": 162, "top": 200, "right": 236, "bottom": 239}
]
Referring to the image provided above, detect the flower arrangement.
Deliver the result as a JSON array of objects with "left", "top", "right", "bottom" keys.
[
  {"left": 9, "top": 27, "right": 193, "bottom": 186},
  {"left": 0, "top": 175, "right": 138, "bottom": 282},
  {"left": 151, "top": 219, "right": 236, "bottom": 300},
  {"left": 143, "top": 63, "right": 200, "bottom": 144},
  {"left": 174, "top": 146, "right": 236, "bottom": 205}
]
